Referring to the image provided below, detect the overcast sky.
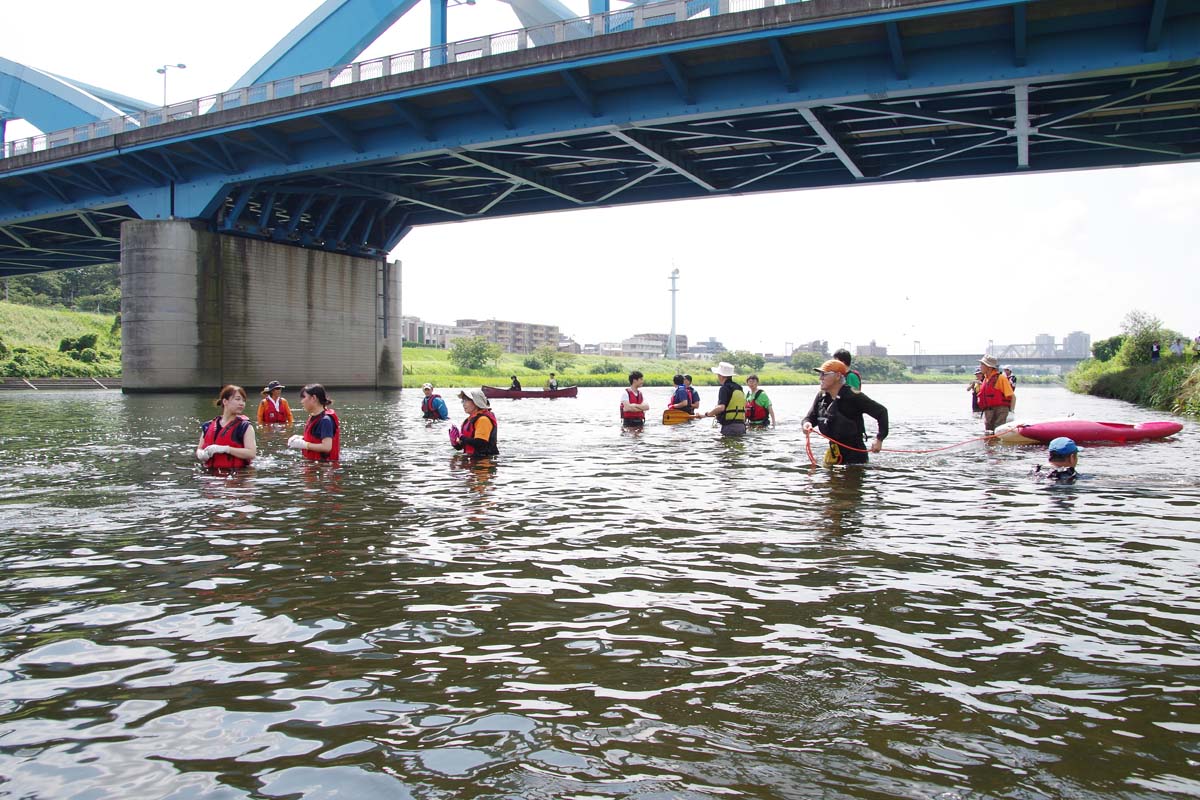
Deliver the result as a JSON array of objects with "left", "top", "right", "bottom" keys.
[{"left": 4, "top": 1, "right": 1198, "bottom": 354}]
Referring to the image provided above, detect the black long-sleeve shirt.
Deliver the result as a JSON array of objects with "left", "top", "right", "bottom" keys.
[{"left": 804, "top": 385, "right": 889, "bottom": 443}]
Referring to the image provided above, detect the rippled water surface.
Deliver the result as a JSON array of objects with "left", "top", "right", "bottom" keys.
[{"left": 2, "top": 384, "right": 1198, "bottom": 799}]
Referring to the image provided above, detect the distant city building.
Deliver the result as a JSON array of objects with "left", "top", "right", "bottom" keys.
[
  {"left": 622, "top": 336, "right": 666, "bottom": 359},
  {"left": 793, "top": 339, "right": 829, "bottom": 356},
  {"left": 1063, "top": 331, "right": 1092, "bottom": 357},
  {"left": 690, "top": 337, "right": 725, "bottom": 356},
  {"left": 401, "top": 315, "right": 456, "bottom": 348},
  {"left": 630, "top": 332, "right": 689, "bottom": 356},
  {"left": 558, "top": 336, "right": 581, "bottom": 354},
  {"left": 456, "top": 318, "right": 560, "bottom": 354},
  {"left": 856, "top": 340, "right": 887, "bottom": 357}
]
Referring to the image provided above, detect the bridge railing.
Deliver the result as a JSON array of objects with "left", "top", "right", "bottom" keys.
[{"left": 1, "top": 0, "right": 804, "bottom": 161}]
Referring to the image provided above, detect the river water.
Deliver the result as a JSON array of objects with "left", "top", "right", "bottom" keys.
[{"left": 1, "top": 384, "right": 1197, "bottom": 799}]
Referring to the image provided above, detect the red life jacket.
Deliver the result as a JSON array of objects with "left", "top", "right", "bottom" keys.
[
  {"left": 746, "top": 389, "right": 769, "bottom": 422},
  {"left": 303, "top": 409, "right": 340, "bottom": 461},
  {"left": 260, "top": 397, "right": 290, "bottom": 424},
  {"left": 976, "top": 373, "right": 1010, "bottom": 410},
  {"left": 621, "top": 388, "right": 645, "bottom": 420},
  {"left": 421, "top": 394, "right": 443, "bottom": 419},
  {"left": 202, "top": 414, "right": 251, "bottom": 469},
  {"left": 460, "top": 409, "right": 499, "bottom": 456}
]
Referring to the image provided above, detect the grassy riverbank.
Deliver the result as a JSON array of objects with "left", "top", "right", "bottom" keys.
[
  {"left": 1067, "top": 356, "right": 1200, "bottom": 416},
  {"left": 0, "top": 303, "right": 122, "bottom": 378}
]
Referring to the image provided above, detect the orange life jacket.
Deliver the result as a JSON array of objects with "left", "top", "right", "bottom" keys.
[
  {"left": 259, "top": 397, "right": 291, "bottom": 424},
  {"left": 460, "top": 409, "right": 499, "bottom": 456},
  {"left": 202, "top": 414, "right": 251, "bottom": 469},
  {"left": 303, "top": 409, "right": 340, "bottom": 461}
]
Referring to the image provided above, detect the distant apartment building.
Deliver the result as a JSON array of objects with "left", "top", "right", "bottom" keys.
[
  {"left": 558, "top": 336, "right": 582, "bottom": 354},
  {"left": 856, "top": 340, "right": 888, "bottom": 357},
  {"left": 690, "top": 337, "right": 725, "bottom": 356},
  {"left": 456, "top": 318, "right": 560, "bottom": 354},
  {"left": 621, "top": 336, "right": 666, "bottom": 359},
  {"left": 400, "top": 316, "right": 456, "bottom": 348},
  {"left": 628, "top": 332, "right": 689, "bottom": 357}
]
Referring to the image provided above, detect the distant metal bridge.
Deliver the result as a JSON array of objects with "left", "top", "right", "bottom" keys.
[
  {"left": 893, "top": 353, "right": 1086, "bottom": 369},
  {"left": 3, "top": 0, "right": 1200, "bottom": 276}
]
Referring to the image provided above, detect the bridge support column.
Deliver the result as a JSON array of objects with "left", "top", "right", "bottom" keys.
[{"left": 120, "top": 220, "right": 402, "bottom": 392}]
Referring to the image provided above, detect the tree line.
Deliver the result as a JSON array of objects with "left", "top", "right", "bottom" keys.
[{"left": 3, "top": 264, "right": 121, "bottom": 313}]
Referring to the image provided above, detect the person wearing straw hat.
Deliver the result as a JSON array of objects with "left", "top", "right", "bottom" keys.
[
  {"left": 974, "top": 355, "right": 1014, "bottom": 434},
  {"left": 702, "top": 361, "right": 746, "bottom": 437},
  {"left": 256, "top": 380, "right": 293, "bottom": 426},
  {"left": 420, "top": 383, "right": 449, "bottom": 420},
  {"left": 802, "top": 359, "right": 888, "bottom": 465},
  {"left": 449, "top": 387, "right": 499, "bottom": 457}
]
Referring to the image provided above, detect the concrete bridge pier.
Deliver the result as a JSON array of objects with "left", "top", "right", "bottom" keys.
[{"left": 120, "top": 219, "right": 402, "bottom": 392}]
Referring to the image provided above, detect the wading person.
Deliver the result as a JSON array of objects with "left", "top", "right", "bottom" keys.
[
  {"left": 834, "top": 348, "right": 862, "bottom": 393},
  {"left": 257, "top": 380, "right": 294, "bottom": 426},
  {"left": 450, "top": 388, "right": 499, "bottom": 457},
  {"left": 420, "top": 383, "right": 449, "bottom": 420},
  {"left": 197, "top": 385, "right": 257, "bottom": 469},
  {"left": 668, "top": 373, "right": 697, "bottom": 415},
  {"left": 703, "top": 361, "right": 746, "bottom": 437},
  {"left": 744, "top": 374, "right": 776, "bottom": 428},
  {"left": 968, "top": 368, "right": 983, "bottom": 415},
  {"left": 974, "top": 355, "right": 1014, "bottom": 434},
  {"left": 621, "top": 371, "right": 650, "bottom": 428},
  {"left": 683, "top": 374, "right": 699, "bottom": 406},
  {"left": 1032, "top": 437, "right": 1081, "bottom": 484},
  {"left": 288, "top": 384, "right": 340, "bottom": 461},
  {"left": 802, "top": 359, "right": 887, "bottom": 465}
]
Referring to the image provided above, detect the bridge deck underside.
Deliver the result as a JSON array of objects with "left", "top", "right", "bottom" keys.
[{"left": 2, "top": 0, "right": 1199, "bottom": 275}]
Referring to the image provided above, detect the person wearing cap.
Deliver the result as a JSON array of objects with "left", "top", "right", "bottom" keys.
[
  {"left": 621, "top": 371, "right": 650, "bottom": 428},
  {"left": 802, "top": 359, "right": 888, "bottom": 465},
  {"left": 450, "top": 388, "right": 499, "bottom": 457},
  {"left": 967, "top": 368, "right": 983, "bottom": 415},
  {"left": 257, "top": 380, "right": 294, "bottom": 426},
  {"left": 703, "top": 361, "right": 747, "bottom": 436},
  {"left": 744, "top": 374, "right": 776, "bottom": 428},
  {"left": 974, "top": 355, "right": 1014, "bottom": 434},
  {"left": 420, "top": 383, "right": 449, "bottom": 420},
  {"left": 1034, "top": 437, "right": 1081, "bottom": 484}
]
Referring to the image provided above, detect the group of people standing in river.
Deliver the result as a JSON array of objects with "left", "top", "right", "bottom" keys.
[{"left": 195, "top": 381, "right": 341, "bottom": 467}]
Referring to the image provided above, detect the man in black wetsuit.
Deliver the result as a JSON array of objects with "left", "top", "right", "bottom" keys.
[
  {"left": 1034, "top": 437, "right": 1080, "bottom": 484},
  {"left": 802, "top": 359, "right": 888, "bottom": 465}
]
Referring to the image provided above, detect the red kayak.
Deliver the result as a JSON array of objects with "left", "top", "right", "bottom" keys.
[
  {"left": 1004, "top": 420, "right": 1182, "bottom": 444},
  {"left": 481, "top": 385, "right": 578, "bottom": 399}
]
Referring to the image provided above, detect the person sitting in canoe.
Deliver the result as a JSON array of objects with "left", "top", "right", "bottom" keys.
[
  {"left": 1032, "top": 437, "right": 1080, "bottom": 484},
  {"left": 509, "top": 375, "right": 522, "bottom": 391},
  {"left": 546, "top": 373, "right": 558, "bottom": 390},
  {"left": 420, "top": 383, "right": 449, "bottom": 420}
]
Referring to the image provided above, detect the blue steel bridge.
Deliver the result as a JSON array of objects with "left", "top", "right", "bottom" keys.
[{"left": 2, "top": 0, "right": 1199, "bottom": 277}]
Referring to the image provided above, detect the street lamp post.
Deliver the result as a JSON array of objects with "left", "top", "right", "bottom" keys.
[
  {"left": 156, "top": 63, "right": 187, "bottom": 107},
  {"left": 667, "top": 268, "right": 680, "bottom": 359}
]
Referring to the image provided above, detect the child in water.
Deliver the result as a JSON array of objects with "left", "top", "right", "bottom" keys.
[{"left": 1032, "top": 437, "right": 1080, "bottom": 484}]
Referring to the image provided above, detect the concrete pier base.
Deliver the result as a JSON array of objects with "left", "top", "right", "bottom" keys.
[{"left": 120, "top": 220, "right": 402, "bottom": 392}]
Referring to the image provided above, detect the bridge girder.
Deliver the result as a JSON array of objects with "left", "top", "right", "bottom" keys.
[
  {"left": 4, "top": 0, "right": 1200, "bottom": 276},
  {"left": 0, "top": 57, "right": 127, "bottom": 132}
]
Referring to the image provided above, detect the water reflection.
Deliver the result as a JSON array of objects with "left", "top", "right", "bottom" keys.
[{"left": 0, "top": 385, "right": 1197, "bottom": 798}]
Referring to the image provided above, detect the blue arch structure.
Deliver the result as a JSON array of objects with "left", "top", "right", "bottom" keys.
[
  {"left": 0, "top": 57, "right": 127, "bottom": 133},
  {"left": 232, "top": 0, "right": 427, "bottom": 88}
]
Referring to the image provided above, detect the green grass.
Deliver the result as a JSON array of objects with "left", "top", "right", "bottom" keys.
[
  {"left": 1067, "top": 354, "right": 1200, "bottom": 415},
  {"left": 0, "top": 302, "right": 121, "bottom": 378}
]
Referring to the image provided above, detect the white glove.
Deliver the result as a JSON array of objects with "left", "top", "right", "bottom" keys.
[
  {"left": 204, "top": 444, "right": 231, "bottom": 457},
  {"left": 287, "top": 435, "right": 306, "bottom": 450},
  {"left": 195, "top": 447, "right": 211, "bottom": 462}
]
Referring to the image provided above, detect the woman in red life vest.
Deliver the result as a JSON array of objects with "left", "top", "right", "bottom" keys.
[
  {"left": 287, "top": 383, "right": 341, "bottom": 461},
  {"left": 196, "top": 385, "right": 257, "bottom": 469},
  {"left": 256, "top": 380, "right": 294, "bottom": 425},
  {"left": 449, "top": 387, "right": 499, "bottom": 457}
]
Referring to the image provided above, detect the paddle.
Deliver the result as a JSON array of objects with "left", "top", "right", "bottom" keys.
[{"left": 662, "top": 409, "right": 700, "bottom": 425}]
